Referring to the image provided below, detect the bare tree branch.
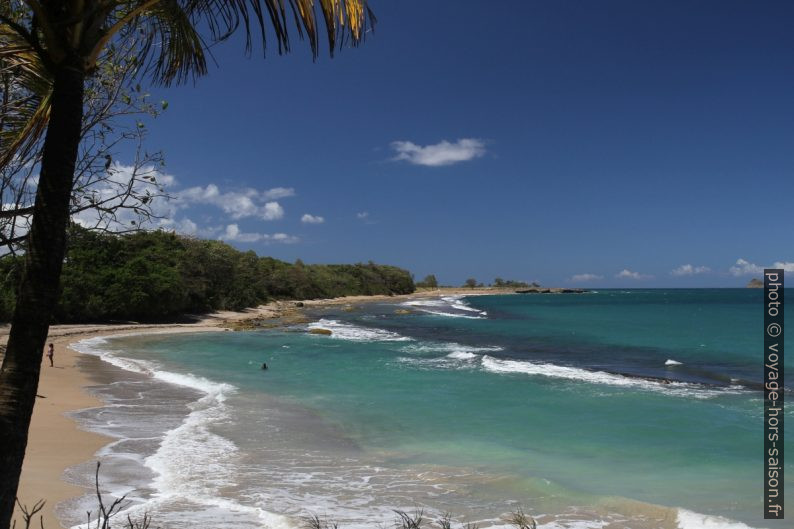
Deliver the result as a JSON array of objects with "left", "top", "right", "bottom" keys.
[{"left": 0, "top": 30, "right": 170, "bottom": 255}]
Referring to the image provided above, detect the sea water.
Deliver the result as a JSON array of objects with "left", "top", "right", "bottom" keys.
[{"left": 60, "top": 290, "right": 792, "bottom": 529}]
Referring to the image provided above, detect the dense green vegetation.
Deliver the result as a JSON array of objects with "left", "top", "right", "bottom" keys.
[{"left": 0, "top": 226, "right": 414, "bottom": 323}]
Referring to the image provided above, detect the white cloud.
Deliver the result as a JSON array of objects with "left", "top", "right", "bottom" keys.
[
  {"left": 178, "top": 184, "right": 287, "bottom": 221},
  {"left": 261, "top": 201, "right": 284, "bottom": 220},
  {"left": 160, "top": 217, "right": 198, "bottom": 236},
  {"left": 570, "top": 273, "right": 603, "bottom": 282},
  {"left": 162, "top": 218, "right": 228, "bottom": 239},
  {"left": 775, "top": 261, "right": 794, "bottom": 272},
  {"left": 27, "top": 162, "right": 302, "bottom": 246},
  {"left": 729, "top": 258, "right": 764, "bottom": 276},
  {"left": 261, "top": 187, "right": 295, "bottom": 200},
  {"left": 671, "top": 264, "right": 711, "bottom": 277},
  {"left": 301, "top": 213, "right": 325, "bottom": 224},
  {"left": 219, "top": 224, "right": 299, "bottom": 244},
  {"left": 271, "top": 233, "right": 300, "bottom": 244},
  {"left": 616, "top": 269, "right": 652, "bottom": 280},
  {"left": 221, "top": 223, "right": 261, "bottom": 243},
  {"left": 391, "top": 138, "right": 486, "bottom": 167},
  {"left": 730, "top": 258, "right": 794, "bottom": 276}
]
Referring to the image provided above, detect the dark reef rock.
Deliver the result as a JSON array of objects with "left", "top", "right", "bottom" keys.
[{"left": 515, "top": 287, "right": 588, "bottom": 294}]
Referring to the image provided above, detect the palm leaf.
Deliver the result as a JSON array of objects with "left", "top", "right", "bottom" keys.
[
  {"left": 123, "top": 0, "right": 376, "bottom": 85},
  {"left": 0, "top": 24, "right": 53, "bottom": 169},
  {"left": 137, "top": 0, "right": 209, "bottom": 85}
]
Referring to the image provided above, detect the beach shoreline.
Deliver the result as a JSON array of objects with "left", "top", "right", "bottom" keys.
[{"left": 7, "top": 288, "right": 512, "bottom": 528}]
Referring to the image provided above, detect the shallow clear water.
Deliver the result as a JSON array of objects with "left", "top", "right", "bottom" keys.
[{"left": 64, "top": 290, "right": 792, "bottom": 529}]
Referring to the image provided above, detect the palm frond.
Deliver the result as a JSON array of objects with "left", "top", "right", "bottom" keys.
[
  {"left": 0, "top": 23, "right": 53, "bottom": 168},
  {"left": 109, "top": 0, "right": 373, "bottom": 86},
  {"left": 124, "top": 1, "right": 208, "bottom": 86},
  {"left": 182, "top": 0, "right": 375, "bottom": 62}
]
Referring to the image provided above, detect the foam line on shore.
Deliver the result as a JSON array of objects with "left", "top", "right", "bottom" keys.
[
  {"left": 69, "top": 336, "right": 292, "bottom": 529},
  {"left": 676, "top": 508, "right": 757, "bottom": 529}
]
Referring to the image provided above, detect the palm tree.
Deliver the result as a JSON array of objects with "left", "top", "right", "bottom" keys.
[{"left": 0, "top": 2, "right": 374, "bottom": 527}]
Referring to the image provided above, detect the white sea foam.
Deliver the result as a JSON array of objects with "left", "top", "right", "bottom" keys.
[
  {"left": 393, "top": 342, "right": 503, "bottom": 370},
  {"left": 665, "top": 359, "right": 683, "bottom": 366},
  {"left": 308, "top": 319, "right": 412, "bottom": 342},
  {"left": 415, "top": 308, "right": 484, "bottom": 319},
  {"left": 396, "top": 355, "right": 480, "bottom": 371},
  {"left": 68, "top": 336, "right": 293, "bottom": 529},
  {"left": 402, "top": 296, "right": 487, "bottom": 319},
  {"left": 447, "top": 351, "right": 479, "bottom": 360},
  {"left": 142, "top": 389, "right": 253, "bottom": 514},
  {"left": 72, "top": 336, "right": 155, "bottom": 374},
  {"left": 480, "top": 356, "right": 742, "bottom": 399},
  {"left": 400, "top": 342, "right": 503, "bottom": 355},
  {"left": 442, "top": 296, "right": 488, "bottom": 315},
  {"left": 676, "top": 508, "right": 757, "bottom": 529},
  {"left": 73, "top": 337, "right": 235, "bottom": 397}
]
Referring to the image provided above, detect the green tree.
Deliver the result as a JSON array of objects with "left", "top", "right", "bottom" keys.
[
  {"left": 464, "top": 278, "right": 478, "bottom": 289},
  {"left": 0, "top": 3, "right": 375, "bottom": 526},
  {"left": 417, "top": 274, "right": 438, "bottom": 289}
]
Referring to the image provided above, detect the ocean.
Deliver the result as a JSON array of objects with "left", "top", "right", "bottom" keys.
[{"left": 60, "top": 290, "right": 792, "bottom": 529}]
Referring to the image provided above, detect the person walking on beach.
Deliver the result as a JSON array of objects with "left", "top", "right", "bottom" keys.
[{"left": 45, "top": 343, "right": 54, "bottom": 367}]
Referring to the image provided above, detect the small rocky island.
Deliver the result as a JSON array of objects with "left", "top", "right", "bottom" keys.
[{"left": 746, "top": 278, "right": 764, "bottom": 288}]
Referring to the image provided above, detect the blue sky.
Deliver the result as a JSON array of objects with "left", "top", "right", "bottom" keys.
[{"left": 128, "top": 0, "right": 792, "bottom": 287}]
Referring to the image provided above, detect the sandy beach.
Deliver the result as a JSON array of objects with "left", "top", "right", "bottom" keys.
[{"left": 7, "top": 288, "right": 512, "bottom": 528}]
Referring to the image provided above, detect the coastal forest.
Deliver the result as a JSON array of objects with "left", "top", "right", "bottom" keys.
[{"left": 0, "top": 226, "right": 415, "bottom": 323}]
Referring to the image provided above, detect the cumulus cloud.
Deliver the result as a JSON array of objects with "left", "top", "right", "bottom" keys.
[
  {"left": 221, "top": 223, "right": 260, "bottom": 243},
  {"left": 729, "top": 259, "right": 762, "bottom": 277},
  {"left": 301, "top": 213, "right": 324, "bottom": 224},
  {"left": 730, "top": 258, "right": 794, "bottom": 276},
  {"left": 570, "top": 273, "right": 604, "bottom": 282},
  {"left": 261, "top": 201, "right": 284, "bottom": 220},
  {"left": 391, "top": 138, "right": 486, "bottom": 167},
  {"left": 178, "top": 184, "right": 288, "bottom": 221},
  {"left": 616, "top": 269, "right": 652, "bottom": 280},
  {"left": 219, "top": 224, "right": 299, "bottom": 244},
  {"left": 671, "top": 264, "right": 711, "bottom": 277}
]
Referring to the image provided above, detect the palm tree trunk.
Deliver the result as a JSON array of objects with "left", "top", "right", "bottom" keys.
[{"left": 0, "top": 64, "right": 84, "bottom": 529}]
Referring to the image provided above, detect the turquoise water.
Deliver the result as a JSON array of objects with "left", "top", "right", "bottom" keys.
[{"left": 72, "top": 290, "right": 792, "bottom": 529}]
